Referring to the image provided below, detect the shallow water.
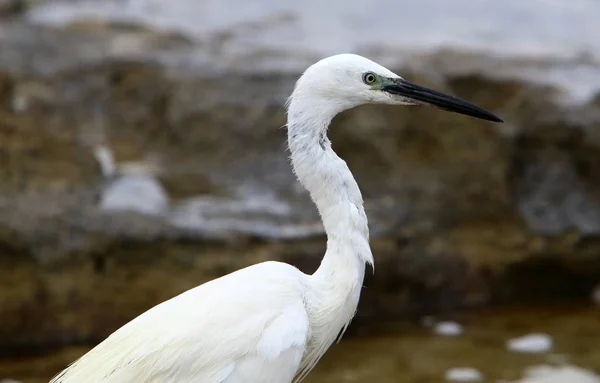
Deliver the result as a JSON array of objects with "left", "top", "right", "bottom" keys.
[
  {"left": 28, "top": 0, "right": 600, "bottom": 62},
  {"left": 2, "top": 304, "right": 599, "bottom": 382},
  {"left": 310, "top": 305, "right": 600, "bottom": 382},
  {"left": 25, "top": 0, "right": 600, "bottom": 105}
]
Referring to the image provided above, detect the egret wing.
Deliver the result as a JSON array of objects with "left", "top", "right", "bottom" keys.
[{"left": 51, "top": 262, "right": 309, "bottom": 383}]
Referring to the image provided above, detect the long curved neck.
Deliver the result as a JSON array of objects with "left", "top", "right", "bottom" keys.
[
  {"left": 286, "top": 101, "right": 374, "bottom": 279},
  {"left": 286, "top": 97, "right": 373, "bottom": 378}
]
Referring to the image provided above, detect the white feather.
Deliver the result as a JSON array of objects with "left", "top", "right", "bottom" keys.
[
  {"left": 52, "top": 262, "right": 310, "bottom": 383},
  {"left": 51, "top": 54, "right": 437, "bottom": 383}
]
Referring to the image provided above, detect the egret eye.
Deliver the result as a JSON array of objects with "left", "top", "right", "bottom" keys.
[{"left": 362, "top": 72, "right": 377, "bottom": 85}]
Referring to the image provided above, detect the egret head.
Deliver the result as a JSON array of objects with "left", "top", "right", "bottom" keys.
[{"left": 289, "top": 53, "right": 502, "bottom": 123}]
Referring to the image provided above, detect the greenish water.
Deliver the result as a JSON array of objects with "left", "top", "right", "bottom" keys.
[{"left": 2, "top": 305, "right": 599, "bottom": 382}]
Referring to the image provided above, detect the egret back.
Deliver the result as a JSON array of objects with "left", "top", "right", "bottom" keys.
[{"left": 51, "top": 261, "right": 310, "bottom": 383}]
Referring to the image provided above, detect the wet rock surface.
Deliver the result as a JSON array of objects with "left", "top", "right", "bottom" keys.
[{"left": 0, "top": 3, "right": 600, "bottom": 354}]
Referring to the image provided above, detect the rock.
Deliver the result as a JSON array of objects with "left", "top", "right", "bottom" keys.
[
  {"left": 0, "top": 1, "right": 599, "bottom": 355},
  {"left": 445, "top": 367, "right": 484, "bottom": 382},
  {"left": 434, "top": 321, "right": 464, "bottom": 336},
  {"left": 0, "top": 0, "right": 24, "bottom": 18},
  {"left": 507, "top": 333, "right": 553, "bottom": 354},
  {"left": 508, "top": 364, "right": 600, "bottom": 383},
  {"left": 99, "top": 175, "right": 169, "bottom": 216}
]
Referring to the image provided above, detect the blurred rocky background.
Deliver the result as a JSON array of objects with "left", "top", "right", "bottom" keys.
[{"left": 0, "top": 0, "right": 599, "bottom": 382}]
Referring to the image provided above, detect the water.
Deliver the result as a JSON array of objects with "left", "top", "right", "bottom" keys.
[
  {"left": 27, "top": 0, "right": 600, "bottom": 62},
  {"left": 310, "top": 305, "right": 600, "bottom": 382},
  {"left": 25, "top": 0, "right": 600, "bottom": 105},
  {"left": 2, "top": 305, "right": 599, "bottom": 382}
]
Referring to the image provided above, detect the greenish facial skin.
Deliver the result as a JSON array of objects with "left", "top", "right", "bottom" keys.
[{"left": 363, "top": 71, "right": 503, "bottom": 123}]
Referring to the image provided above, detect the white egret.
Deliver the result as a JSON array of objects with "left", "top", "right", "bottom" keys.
[{"left": 51, "top": 53, "right": 502, "bottom": 383}]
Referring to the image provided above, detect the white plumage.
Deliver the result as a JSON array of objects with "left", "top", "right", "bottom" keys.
[{"left": 51, "top": 54, "right": 501, "bottom": 383}]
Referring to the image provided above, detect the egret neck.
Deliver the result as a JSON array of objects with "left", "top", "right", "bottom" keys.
[{"left": 286, "top": 96, "right": 373, "bottom": 380}]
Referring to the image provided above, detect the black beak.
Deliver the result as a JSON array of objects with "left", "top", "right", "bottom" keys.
[{"left": 383, "top": 78, "right": 503, "bottom": 123}]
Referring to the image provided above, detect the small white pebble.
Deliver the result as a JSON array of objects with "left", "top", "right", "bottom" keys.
[
  {"left": 434, "top": 321, "right": 463, "bottom": 336},
  {"left": 507, "top": 333, "right": 553, "bottom": 353},
  {"left": 11, "top": 95, "right": 28, "bottom": 113},
  {"left": 445, "top": 367, "right": 484, "bottom": 382},
  {"left": 99, "top": 174, "right": 169, "bottom": 216},
  {"left": 511, "top": 364, "right": 600, "bottom": 383}
]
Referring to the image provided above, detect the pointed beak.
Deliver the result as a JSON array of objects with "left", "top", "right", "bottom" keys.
[{"left": 382, "top": 78, "right": 503, "bottom": 123}]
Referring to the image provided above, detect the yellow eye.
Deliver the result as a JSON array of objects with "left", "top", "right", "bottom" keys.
[{"left": 362, "top": 72, "right": 377, "bottom": 85}]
